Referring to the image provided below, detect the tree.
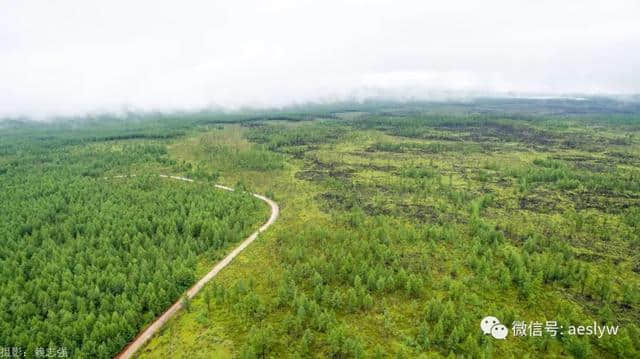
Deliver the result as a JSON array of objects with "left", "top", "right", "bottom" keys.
[
  {"left": 300, "top": 329, "right": 313, "bottom": 355},
  {"left": 327, "top": 325, "right": 347, "bottom": 357},
  {"left": 565, "top": 336, "right": 591, "bottom": 359},
  {"left": 346, "top": 288, "right": 359, "bottom": 313},
  {"left": 246, "top": 325, "right": 276, "bottom": 359},
  {"left": 416, "top": 321, "right": 430, "bottom": 350}
]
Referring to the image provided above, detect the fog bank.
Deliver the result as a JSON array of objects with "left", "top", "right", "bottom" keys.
[{"left": 1, "top": 0, "right": 639, "bottom": 118}]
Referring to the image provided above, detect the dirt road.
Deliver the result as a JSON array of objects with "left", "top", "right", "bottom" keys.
[{"left": 112, "top": 175, "right": 279, "bottom": 359}]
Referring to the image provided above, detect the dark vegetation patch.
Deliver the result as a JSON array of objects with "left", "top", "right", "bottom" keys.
[
  {"left": 354, "top": 115, "right": 559, "bottom": 148},
  {"left": 605, "top": 151, "right": 640, "bottom": 165},
  {"left": 437, "top": 121, "right": 557, "bottom": 146},
  {"left": 295, "top": 167, "right": 353, "bottom": 182},
  {"left": 352, "top": 113, "right": 636, "bottom": 153},
  {"left": 558, "top": 134, "right": 608, "bottom": 152},
  {"left": 278, "top": 145, "right": 319, "bottom": 159},
  {"left": 83, "top": 132, "right": 185, "bottom": 142},
  {"left": 239, "top": 121, "right": 266, "bottom": 128},
  {"left": 393, "top": 203, "right": 439, "bottom": 221},
  {"left": 296, "top": 157, "right": 356, "bottom": 181},
  {"left": 518, "top": 191, "right": 561, "bottom": 213},
  {"left": 366, "top": 141, "right": 494, "bottom": 154},
  {"left": 357, "top": 162, "right": 396, "bottom": 172},
  {"left": 245, "top": 114, "right": 340, "bottom": 123},
  {"left": 317, "top": 192, "right": 440, "bottom": 222},
  {"left": 570, "top": 190, "right": 640, "bottom": 213},
  {"left": 397, "top": 166, "right": 438, "bottom": 179},
  {"left": 608, "top": 136, "right": 633, "bottom": 146},
  {"left": 247, "top": 116, "right": 311, "bottom": 122},
  {"left": 551, "top": 154, "right": 614, "bottom": 173}
]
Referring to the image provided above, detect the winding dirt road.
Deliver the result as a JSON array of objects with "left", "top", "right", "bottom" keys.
[{"left": 111, "top": 175, "right": 279, "bottom": 359}]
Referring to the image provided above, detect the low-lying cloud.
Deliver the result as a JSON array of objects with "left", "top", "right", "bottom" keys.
[{"left": 1, "top": 0, "right": 639, "bottom": 118}]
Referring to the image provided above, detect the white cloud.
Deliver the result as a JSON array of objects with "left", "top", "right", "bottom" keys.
[{"left": 1, "top": 0, "right": 639, "bottom": 118}]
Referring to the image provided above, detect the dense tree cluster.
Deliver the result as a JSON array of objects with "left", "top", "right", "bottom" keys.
[
  {"left": 0, "top": 127, "right": 265, "bottom": 358},
  {"left": 0, "top": 173, "right": 263, "bottom": 357}
]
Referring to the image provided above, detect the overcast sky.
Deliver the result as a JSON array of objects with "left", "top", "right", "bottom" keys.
[{"left": 1, "top": 0, "right": 639, "bottom": 118}]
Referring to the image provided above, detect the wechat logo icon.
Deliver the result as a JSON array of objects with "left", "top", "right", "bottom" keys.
[{"left": 481, "top": 316, "right": 508, "bottom": 340}]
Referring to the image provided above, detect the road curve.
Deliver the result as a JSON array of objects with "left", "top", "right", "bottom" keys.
[{"left": 110, "top": 174, "right": 279, "bottom": 359}]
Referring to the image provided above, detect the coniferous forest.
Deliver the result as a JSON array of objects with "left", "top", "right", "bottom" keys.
[
  {"left": 1, "top": 99, "right": 640, "bottom": 358},
  {"left": 0, "top": 120, "right": 267, "bottom": 357}
]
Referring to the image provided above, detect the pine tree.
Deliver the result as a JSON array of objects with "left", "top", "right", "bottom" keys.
[
  {"left": 346, "top": 288, "right": 359, "bottom": 313},
  {"left": 416, "top": 321, "right": 430, "bottom": 350},
  {"left": 300, "top": 329, "right": 313, "bottom": 355}
]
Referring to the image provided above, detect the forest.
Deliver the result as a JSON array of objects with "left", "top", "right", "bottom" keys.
[
  {"left": 0, "top": 124, "right": 267, "bottom": 357},
  {"left": 1, "top": 99, "right": 639, "bottom": 358}
]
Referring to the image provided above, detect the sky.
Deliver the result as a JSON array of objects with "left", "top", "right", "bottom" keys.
[{"left": 1, "top": 0, "right": 639, "bottom": 118}]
